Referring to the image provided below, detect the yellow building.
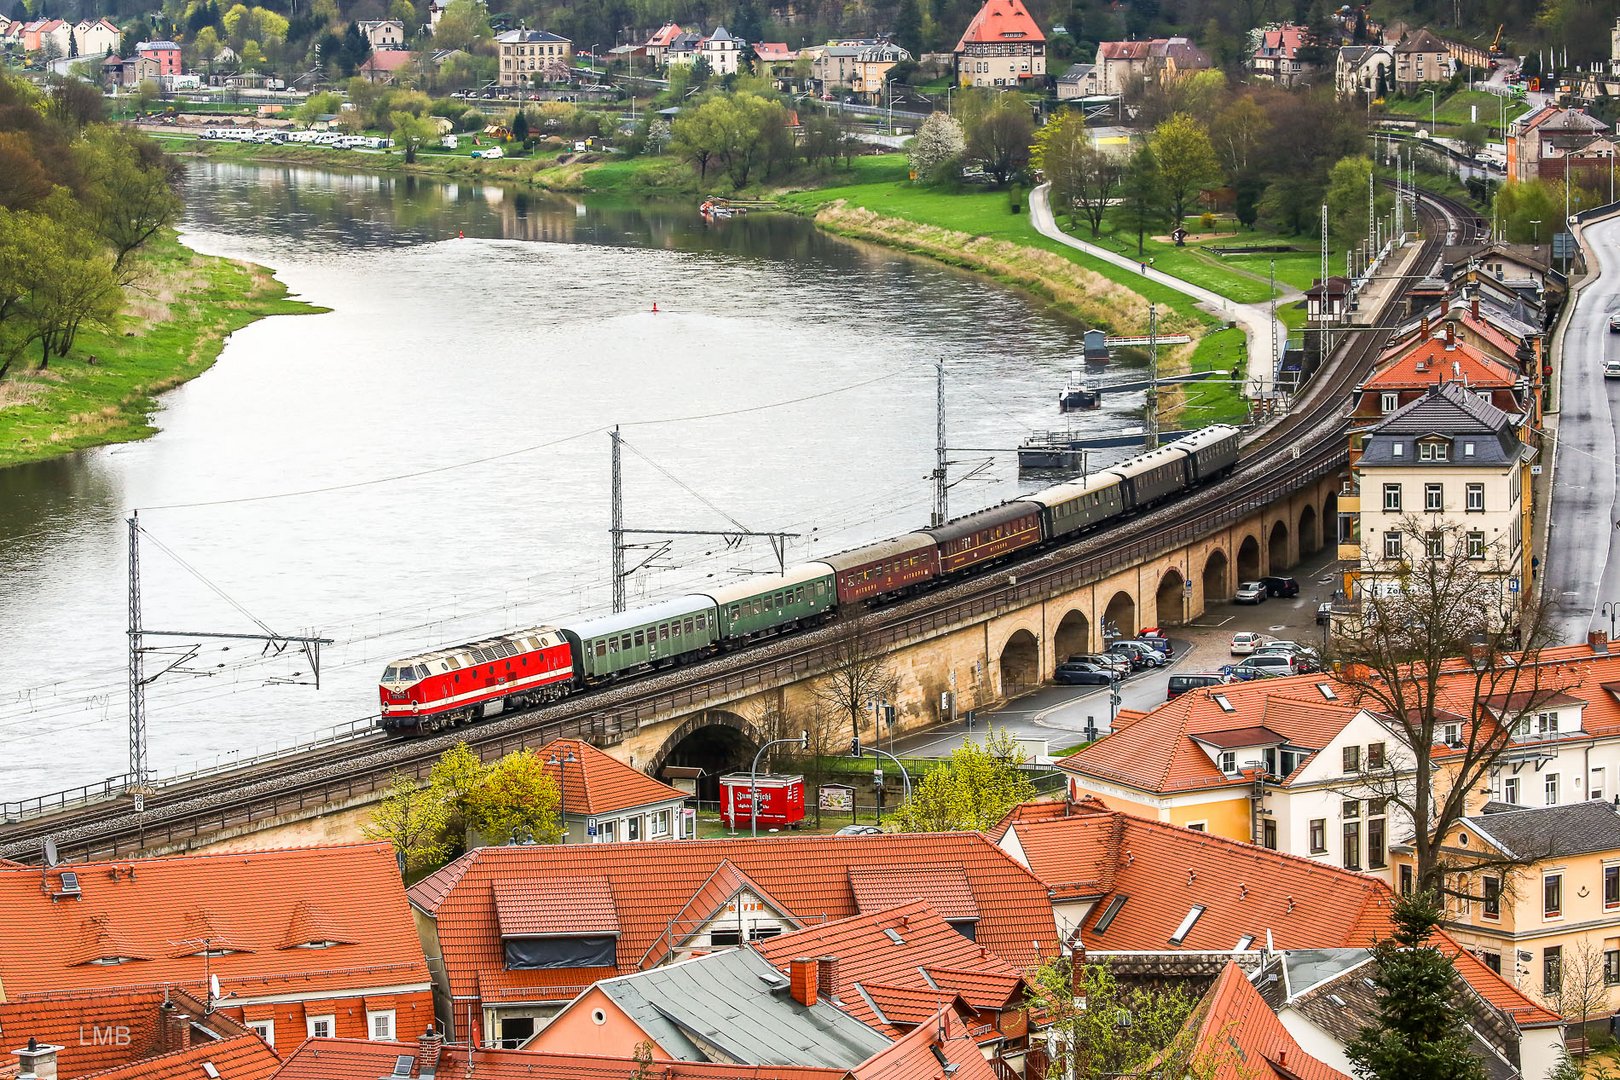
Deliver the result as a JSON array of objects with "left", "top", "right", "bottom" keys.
[{"left": 1395, "top": 799, "right": 1620, "bottom": 1021}]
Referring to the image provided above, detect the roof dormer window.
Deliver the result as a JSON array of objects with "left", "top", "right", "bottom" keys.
[{"left": 1418, "top": 440, "right": 1448, "bottom": 462}]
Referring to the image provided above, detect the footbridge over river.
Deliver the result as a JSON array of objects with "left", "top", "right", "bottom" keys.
[{"left": 0, "top": 188, "right": 1481, "bottom": 865}]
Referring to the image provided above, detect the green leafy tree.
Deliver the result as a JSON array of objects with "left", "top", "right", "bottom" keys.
[
  {"left": 1345, "top": 891, "right": 1489, "bottom": 1080},
  {"left": 428, "top": 740, "right": 482, "bottom": 832},
  {"left": 510, "top": 106, "right": 529, "bottom": 144},
  {"left": 193, "top": 25, "right": 221, "bottom": 68},
  {"left": 1119, "top": 144, "right": 1164, "bottom": 256},
  {"left": 431, "top": 0, "right": 491, "bottom": 52},
  {"left": 1034, "top": 110, "right": 1119, "bottom": 236},
  {"left": 1323, "top": 154, "right": 1385, "bottom": 264},
  {"left": 1457, "top": 122, "right": 1488, "bottom": 158},
  {"left": 296, "top": 90, "right": 342, "bottom": 126},
  {"left": 76, "top": 125, "right": 183, "bottom": 271},
  {"left": 465, "top": 749, "right": 564, "bottom": 844},
  {"left": 889, "top": 728, "right": 1035, "bottom": 833},
  {"left": 362, "top": 774, "right": 451, "bottom": 876},
  {"left": 1151, "top": 112, "right": 1221, "bottom": 230},
  {"left": 1026, "top": 957, "right": 1201, "bottom": 1079}
]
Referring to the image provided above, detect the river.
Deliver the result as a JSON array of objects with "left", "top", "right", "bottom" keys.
[{"left": 0, "top": 160, "right": 1143, "bottom": 795}]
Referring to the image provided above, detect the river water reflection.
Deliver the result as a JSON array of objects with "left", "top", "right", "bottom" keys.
[{"left": 0, "top": 160, "right": 1143, "bottom": 793}]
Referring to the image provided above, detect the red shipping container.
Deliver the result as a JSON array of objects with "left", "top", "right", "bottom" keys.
[{"left": 719, "top": 773, "right": 806, "bottom": 829}]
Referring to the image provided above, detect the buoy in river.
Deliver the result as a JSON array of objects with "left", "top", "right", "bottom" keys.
[{"left": 651, "top": 302, "right": 659, "bottom": 313}]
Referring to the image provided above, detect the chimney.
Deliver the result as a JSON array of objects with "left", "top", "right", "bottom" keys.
[
  {"left": 160, "top": 1006, "right": 190, "bottom": 1054},
  {"left": 789, "top": 957, "right": 818, "bottom": 1007},
  {"left": 13, "top": 1039, "right": 62, "bottom": 1080},
  {"left": 417, "top": 1029, "right": 444, "bottom": 1077},
  {"left": 1420, "top": 315, "right": 1431, "bottom": 339},
  {"left": 1471, "top": 295, "right": 1479, "bottom": 320},
  {"left": 1069, "top": 939, "right": 1089, "bottom": 995},
  {"left": 815, "top": 957, "right": 839, "bottom": 1001},
  {"left": 1590, "top": 631, "right": 1609, "bottom": 655},
  {"left": 1444, "top": 322, "right": 1456, "bottom": 349}
]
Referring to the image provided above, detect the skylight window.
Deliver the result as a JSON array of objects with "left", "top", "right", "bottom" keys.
[
  {"left": 1235, "top": 935, "right": 1255, "bottom": 952},
  {"left": 1093, "top": 895, "right": 1128, "bottom": 934},
  {"left": 1169, "top": 905, "right": 1206, "bottom": 945},
  {"left": 1213, "top": 694, "right": 1236, "bottom": 713},
  {"left": 1317, "top": 684, "right": 1337, "bottom": 700},
  {"left": 882, "top": 927, "right": 906, "bottom": 945}
]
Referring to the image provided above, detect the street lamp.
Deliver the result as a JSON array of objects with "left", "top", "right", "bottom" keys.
[
  {"left": 1424, "top": 87, "right": 1437, "bottom": 134},
  {"left": 1530, "top": 218, "right": 1541, "bottom": 243},
  {"left": 545, "top": 749, "right": 577, "bottom": 842},
  {"left": 749, "top": 731, "right": 808, "bottom": 838},
  {"left": 591, "top": 43, "right": 599, "bottom": 76}
]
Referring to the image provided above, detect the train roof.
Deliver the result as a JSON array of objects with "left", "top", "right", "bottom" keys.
[
  {"left": 814, "top": 533, "right": 937, "bottom": 573},
  {"left": 1167, "top": 423, "right": 1241, "bottom": 451},
  {"left": 1021, "top": 470, "right": 1123, "bottom": 509},
  {"left": 921, "top": 500, "right": 1041, "bottom": 545},
  {"left": 700, "top": 562, "right": 835, "bottom": 607},
  {"left": 392, "top": 626, "right": 566, "bottom": 667},
  {"left": 1106, "top": 443, "right": 1189, "bottom": 478},
  {"left": 563, "top": 594, "right": 718, "bottom": 641}
]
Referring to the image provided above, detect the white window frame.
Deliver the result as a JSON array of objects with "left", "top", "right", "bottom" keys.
[
  {"left": 1218, "top": 751, "right": 1236, "bottom": 774},
  {"left": 1546, "top": 773, "right": 1559, "bottom": 805},
  {"left": 307, "top": 1015, "right": 336, "bottom": 1039},
  {"left": 1424, "top": 483, "right": 1443, "bottom": 511},
  {"left": 247, "top": 1020, "right": 274, "bottom": 1045},
  {"left": 1380, "top": 391, "right": 1398, "bottom": 413},
  {"left": 1383, "top": 483, "right": 1402, "bottom": 511},
  {"left": 1504, "top": 776, "right": 1519, "bottom": 803},
  {"left": 1384, "top": 531, "right": 1402, "bottom": 559},
  {"left": 367, "top": 1010, "right": 396, "bottom": 1041},
  {"left": 1466, "top": 483, "right": 1484, "bottom": 511},
  {"left": 649, "top": 808, "right": 671, "bottom": 837}
]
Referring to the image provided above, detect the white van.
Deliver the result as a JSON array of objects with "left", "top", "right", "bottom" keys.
[{"left": 1604, "top": 359, "right": 1620, "bottom": 380}]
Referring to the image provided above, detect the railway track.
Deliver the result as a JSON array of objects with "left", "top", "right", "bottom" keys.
[{"left": 0, "top": 188, "right": 1482, "bottom": 864}]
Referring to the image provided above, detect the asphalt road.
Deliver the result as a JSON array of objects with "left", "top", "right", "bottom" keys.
[{"left": 1546, "top": 214, "right": 1620, "bottom": 642}]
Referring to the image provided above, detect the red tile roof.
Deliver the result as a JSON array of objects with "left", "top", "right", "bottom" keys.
[
  {"left": 494, "top": 876, "right": 617, "bottom": 937},
  {"left": 753, "top": 900, "right": 1026, "bottom": 1035},
  {"left": 0, "top": 844, "right": 430, "bottom": 1004},
  {"left": 1058, "top": 676, "right": 1362, "bottom": 794},
  {"left": 76, "top": 1034, "right": 279, "bottom": 1080},
  {"left": 541, "top": 739, "right": 685, "bottom": 816},
  {"left": 849, "top": 865, "right": 978, "bottom": 923},
  {"left": 644, "top": 22, "right": 683, "bottom": 47},
  {"left": 639, "top": 860, "right": 798, "bottom": 969},
  {"left": 362, "top": 49, "right": 412, "bottom": 71},
  {"left": 1004, "top": 813, "right": 1119, "bottom": 901},
  {"left": 274, "top": 1039, "right": 847, "bottom": 1080},
  {"left": 1254, "top": 24, "right": 1307, "bottom": 59},
  {"left": 1007, "top": 811, "right": 1395, "bottom": 952},
  {"left": 0, "top": 988, "right": 242, "bottom": 1079},
  {"left": 954, "top": 0, "right": 1044, "bottom": 50},
  {"left": 409, "top": 834, "right": 1058, "bottom": 1018},
  {"left": 850, "top": 1010, "right": 1001, "bottom": 1080},
  {"left": 1098, "top": 40, "right": 1151, "bottom": 60},
  {"left": 1440, "top": 937, "right": 1563, "bottom": 1028},
  {"left": 753, "top": 42, "right": 796, "bottom": 61},
  {"left": 984, "top": 796, "right": 1109, "bottom": 842},
  {"left": 1366, "top": 336, "right": 1519, "bottom": 391},
  {"left": 1178, "top": 963, "right": 1352, "bottom": 1080}
]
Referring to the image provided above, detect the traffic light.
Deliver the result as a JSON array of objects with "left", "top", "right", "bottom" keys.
[{"left": 850, "top": 737, "right": 862, "bottom": 758}]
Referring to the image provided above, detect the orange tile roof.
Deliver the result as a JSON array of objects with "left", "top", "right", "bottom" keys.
[
  {"left": 1005, "top": 812, "right": 1119, "bottom": 900},
  {"left": 850, "top": 1010, "right": 1001, "bottom": 1080},
  {"left": 1178, "top": 963, "right": 1351, "bottom": 1080},
  {"left": 1439, "top": 935, "right": 1564, "bottom": 1028},
  {"left": 1058, "top": 676, "right": 1362, "bottom": 794},
  {"left": 409, "top": 835, "right": 1058, "bottom": 1018},
  {"left": 984, "top": 796, "right": 1109, "bottom": 842},
  {"left": 273, "top": 1039, "right": 849, "bottom": 1080},
  {"left": 849, "top": 865, "right": 978, "bottom": 923},
  {"left": 640, "top": 861, "right": 799, "bottom": 969},
  {"left": 76, "top": 1034, "right": 279, "bottom": 1080},
  {"left": 541, "top": 739, "right": 685, "bottom": 816},
  {"left": 862, "top": 983, "right": 965, "bottom": 1026},
  {"left": 0, "top": 988, "right": 242, "bottom": 1079},
  {"left": 753, "top": 900, "right": 1026, "bottom": 1035},
  {"left": 1367, "top": 335, "right": 1518, "bottom": 390},
  {"left": 0, "top": 843, "right": 430, "bottom": 1004},
  {"left": 494, "top": 876, "right": 616, "bottom": 937},
  {"left": 1008, "top": 812, "right": 1395, "bottom": 952},
  {"left": 953, "top": 0, "right": 1044, "bottom": 49}
]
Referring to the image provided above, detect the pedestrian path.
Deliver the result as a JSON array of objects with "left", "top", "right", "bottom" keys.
[{"left": 1029, "top": 183, "right": 1294, "bottom": 394}]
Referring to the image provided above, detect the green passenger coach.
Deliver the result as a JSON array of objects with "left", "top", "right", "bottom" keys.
[{"left": 700, "top": 563, "right": 837, "bottom": 643}]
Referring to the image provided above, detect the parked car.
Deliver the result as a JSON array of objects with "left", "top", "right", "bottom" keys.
[
  {"left": 1167, "top": 672, "right": 1233, "bottom": 699},
  {"left": 1107, "top": 641, "right": 1166, "bottom": 669},
  {"left": 471, "top": 146, "right": 504, "bottom": 159},
  {"left": 1254, "top": 647, "right": 1320, "bottom": 673},
  {"left": 1230, "top": 631, "right": 1272, "bottom": 655},
  {"left": 1067, "top": 653, "right": 1131, "bottom": 677},
  {"left": 1054, "top": 661, "right": 1118, "bottom": 686},
  {"left": 835, "top": 824, "right": 884, "bottom": 836},
  {"left": 1259, "top": 575, "right": 1300, "bottom": 598},
  {"left": 1222, "top": 653, "right": 1305, "bottom": 680},
  {"left": 1234, "top": 581, "right": 1267, "bottom": 604},
  {"left": 1135, "top": 628, "right": 1173, "bottom": 656}
]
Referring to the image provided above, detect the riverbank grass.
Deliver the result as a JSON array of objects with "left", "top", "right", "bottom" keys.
[{"left": 0, "top": 232, "right": 322, "bottom": 469}]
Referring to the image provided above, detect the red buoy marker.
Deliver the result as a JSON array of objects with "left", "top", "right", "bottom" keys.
[{"left": 651, "top": 302, "right": 659, "bottom": 313}]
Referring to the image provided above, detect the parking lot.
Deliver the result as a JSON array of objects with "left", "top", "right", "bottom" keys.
[{"left": 886, "top": 548, "right": 1343, "bottom": 763}]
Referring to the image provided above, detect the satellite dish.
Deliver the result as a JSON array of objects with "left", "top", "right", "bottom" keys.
[
  {"left": 43, "top": 838, "right": 58, "bottom": 867},
  {"left": 209, "top": 974, "right": 222, "bottom": 1003}
]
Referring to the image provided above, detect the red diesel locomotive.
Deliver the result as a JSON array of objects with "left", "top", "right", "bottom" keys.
[{"left": 379, "top": 627, "right": 574, "bottom": 732}]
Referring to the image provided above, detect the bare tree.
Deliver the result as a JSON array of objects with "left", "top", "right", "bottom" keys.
[
  {"left": 809, "top": 616, "right": 900, "bottom": 754},
  {"left": 1550, "top": 936, "right": 1609, "bottom": 1055},
  {"left": 747, "top": 692, "right": 845, "bottom": 828},
  {"left": 1333, "top": 515, "right": 1565, "bottom": 897}
]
